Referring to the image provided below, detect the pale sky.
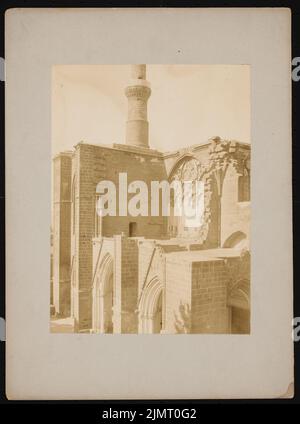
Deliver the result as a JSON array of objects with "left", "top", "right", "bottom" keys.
[{"left": 52, "top": 64, "right": 250, "bottom": 155}]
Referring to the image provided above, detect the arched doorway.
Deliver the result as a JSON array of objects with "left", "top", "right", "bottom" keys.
[
  {"left": 227, "top": 279, "right": 250, "bottom": 334},
  {"left": 138, "top": 277, "right": 164, "bottom": 334},
  {"left": 92, "top": 254, "right": 114, "bottom": 333}
]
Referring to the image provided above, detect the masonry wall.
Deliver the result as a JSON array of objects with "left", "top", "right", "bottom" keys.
[
  {"left": 71, "top": 143, "right": 168, "bottom": 331},
  {"left": 70, "top": 152, "right": 79, "bottom": 321},
  {"left": 92, "top": 235, "right": 139, "bottom": 333},
  {"left": 69, "top": 144, "right": 101, "bottom": 330},
  {"left": 97, "top": 235, "right": 130, "bottom": 334},
  {"left": 220, "top": 162, "right": 250, "bottom": 247},
  {"left": 138, "top": 240, "right": 156, "bottom": 297},
  {"left": 65, "top": 139, "right": 251, "bottom": 332},
  {"left": 52, "top": 153, "right": 72, "bottom": 316},
  {"left": 191, "top": 260, "right": 229, "bottom": 333},
  {"left": 165, "top": 258, "right": 192, "bottom": 333},
  {"left": 204, "top": 175, "right": 221, "bottom": 248},
  {"left": 98, "top": 144, "right": 168, "bottom": 238},
  {"left": 120, "top": 237, "right": 139, "bottom": 333}
]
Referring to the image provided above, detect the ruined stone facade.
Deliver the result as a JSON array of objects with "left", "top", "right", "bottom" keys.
[{"left": 51, "top": 65, "right": 251, "bottom": 334}]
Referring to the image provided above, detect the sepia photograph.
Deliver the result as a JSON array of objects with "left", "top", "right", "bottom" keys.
[
  {"left": 51, "top": 64, "right": 251, "bottom": 334},
  {"left": 5, "top": 7, "right": 293, "bottom": 400}
]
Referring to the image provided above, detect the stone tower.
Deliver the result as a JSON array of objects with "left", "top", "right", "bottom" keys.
[{"left": 125, "top": 64, "right": 151, "bottom": 148}]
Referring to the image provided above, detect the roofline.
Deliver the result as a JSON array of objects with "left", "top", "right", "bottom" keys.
[
  {"left": 52, "top": 139, "right": 251, "bottom": 160},
  {"left": 163, "top": 140, "right": 251, "bottom": 159}
]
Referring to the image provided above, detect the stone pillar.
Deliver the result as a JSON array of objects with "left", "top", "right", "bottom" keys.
[
  {"left": 125, "top": 64, "right": 151, "bottom": 148},
  {"left": 113, "top": 235, "right": 139, "bottom": 333},
  {"left": 74, "top": 144, "right": 95, "bottom": 331}
]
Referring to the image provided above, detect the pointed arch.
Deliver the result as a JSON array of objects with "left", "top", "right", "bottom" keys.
[
  {"left": 228, "top": 278, "right": 250, "bottom": 334},
  {"left": 138, "top": 276, "right": 164, "bottom": 334},
  {"left": 167, "top": 155, "right": 202, "bottom": 238},
  {"left": 223, "top": 231, "right": 247, "bottom": 249},
  {"left": 168, "top": 153, "right": 199, "bottom": 181},
  {"left": 92, "top": 253, "right": 114, "bottom": 333},
  {"left": 228, "top": 278, "right": 250, "bottom": 310}
]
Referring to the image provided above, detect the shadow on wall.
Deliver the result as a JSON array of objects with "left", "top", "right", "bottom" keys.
[{"left": 174, "top": 302, "right": 191, "bottom": 334}]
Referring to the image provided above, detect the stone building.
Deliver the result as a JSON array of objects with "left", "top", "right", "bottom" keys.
[{"left": 52, "top": 65, "right": 251, "bottom": 334}]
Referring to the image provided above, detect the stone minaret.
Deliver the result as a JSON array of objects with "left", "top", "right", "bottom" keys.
[{"left": 125, "top": 64, "right": 151, "bottom": 148}]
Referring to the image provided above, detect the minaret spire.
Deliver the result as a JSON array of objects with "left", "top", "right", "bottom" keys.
[{"left": 125, "top": 64, "right": 151, "bottom": 148}]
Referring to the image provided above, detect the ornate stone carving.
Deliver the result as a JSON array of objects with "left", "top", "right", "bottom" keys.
[
  {"left": 167, "top": 138, "right": 250, "bottom": 245},
  {"left": 125, "top": 85, "right": 151, "bottom": 100},
  {"left": 182, "top": 159, "right": 198, "bottom": 180},
  {"left": 196, "top": 137, "right": 251, "bottom": 244},
  {"left": 207, "top": 136, "right": 250, "bottom": 177},
  {"left": 168, "top": 156, "right": 209, "bottom": 242},
  {"left": 170, "top": 156, "right": 202, "bottom": 182}
]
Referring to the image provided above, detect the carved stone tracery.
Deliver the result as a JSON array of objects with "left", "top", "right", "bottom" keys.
[{"left": 168, "top": 137, "right": 251, "bottom": 244}]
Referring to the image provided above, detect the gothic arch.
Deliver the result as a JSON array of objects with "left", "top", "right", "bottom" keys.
[
  {"left": 138, "top": 276, "right": 164, "bottom": 334},
  {"left": 228, "top": 278, "right": 250, "bottom": 334},
  {"left": 168, "top": 153, "right": 198, "bottom": 181},
  {"left": 228, "top": 278, "right": 250, "bottom": 310},
  {"left": 223, "top": 231, "right": 248, "bottom": 249},
  {"left": 167, "top": 155, "right": 203, "bottom": 238},
  {"left": 92, "top": 253, "right": 114, "bottom": 333}
]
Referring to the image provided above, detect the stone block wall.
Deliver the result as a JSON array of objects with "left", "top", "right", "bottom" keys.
[
  {"left": 220, "top": 162, "right": 250, "bottom": 247},
  {"left": 55, "top": 139, "right": 250, "bottom": 333},
  {"left": 97, "top": 145, "right": 168, "bottom": 239},
  {"left": 75, "top": 144, "right": 95, "bottom": 330},
  {"left": 91, "top": 235, "right": 139, "bottom": 333},
  {"left": 120, "top": 236, "right": 139, "bottom": 333},
  {"left": 165, "top": 258, "right": 192, "bottom": 333},
  {"left": 71, "top": 143, "right": 168, "bottom": 330},
  {"left": 191, "top": 259, "right": 229, "bottom": 333}
]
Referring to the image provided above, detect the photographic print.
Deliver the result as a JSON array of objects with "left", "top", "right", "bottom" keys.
[
  {"left": 6, "top": 8, "right": 293, "bottom": 400},
  {"left": 50, "top": 64, "right": 251, "bottom": 334}
]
